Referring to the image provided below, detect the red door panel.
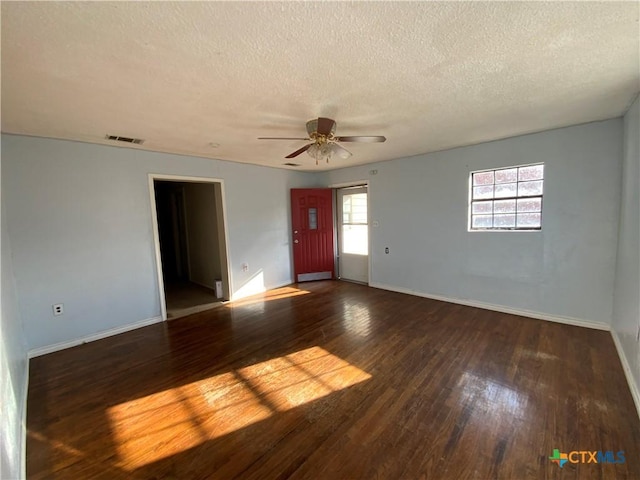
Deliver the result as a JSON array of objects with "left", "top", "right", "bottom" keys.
[{"left": 291, "top": 188, "right": 334, "bottom": 282}]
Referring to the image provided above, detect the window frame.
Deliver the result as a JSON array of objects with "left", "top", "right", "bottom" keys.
[{"left": 468, "top": 163, "right": 544, "bottom": 232}]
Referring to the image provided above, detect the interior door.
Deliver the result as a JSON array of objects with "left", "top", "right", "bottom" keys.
[
  {"left": 338, "top": 186, "right": 369, "bottom": 283},
  {"left": 291, "top": 188, "right": 335, "bottom": 282}
]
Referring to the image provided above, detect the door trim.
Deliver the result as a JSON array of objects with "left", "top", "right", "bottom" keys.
[
  {"left": 329, "top": 180, "right": 370, "bottom": 285},
  {"left": 148, "top": 174, "right": 233, "bottom": 321}
]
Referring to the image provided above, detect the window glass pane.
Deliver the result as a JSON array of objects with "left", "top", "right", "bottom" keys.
[
  {"left": 494, "top": 214, "right": 516, "bottom": 228},
  {"left": 470, "top": 163, "right": 544, "bottom": 231},
  {"left": 349, "top": 194, "right": 367, "bottom": 224},
  {"left": 494, "top": 183, "right": 517, "bottom": 198},
  {"left": 517, "top": 198, "right": 542, "bottom": 213},
  {"left": 494, "top": 199, "right": 516, "bottom": 213},
  {"left": 343, "top": 193, "right": 367, "bottom": 224},
  {"left": 518, "top": 164, "right": 544, "bottom": 181},
  {"left": 472, "top": 201, "right": 493, "bottom": 214},
  {"left": 473, "top": 171, "right": 494, "bottom": 186},
  {"left": 472, "top": 215, "right": 493, "bottom": 228},
  {"left": 473, "top": 185, "right": 494, "bottom": 199},
  {"left": 518, "top": 180, "right": 543, "bottom": 196},
  {"left": 342, "top": 225, "right": 368, "bottom": 255},
  {"left": 517, "top": 212, "right": 541, "bottom": 228},
  {"left": 308, "top": 208, "right": 317, "bottom": 230},
  {"left": 495, "top": 168, "right": 517, "bottom": 184},
  {"left": 342, "top": 197, "right": 351, "bottom": 223}
]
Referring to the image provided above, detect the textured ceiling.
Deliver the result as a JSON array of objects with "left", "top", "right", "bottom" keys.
[{"left": 1, "top": 2, "right": 639, "bottom": 171}]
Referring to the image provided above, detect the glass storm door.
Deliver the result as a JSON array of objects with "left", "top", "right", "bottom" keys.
[{"left": 338, "top": 186, "right": 368, "bottom": 284}]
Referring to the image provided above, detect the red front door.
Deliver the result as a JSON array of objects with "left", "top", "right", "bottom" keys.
[{"left": 291, "top": 188, "right": 335, "bottom": 282}]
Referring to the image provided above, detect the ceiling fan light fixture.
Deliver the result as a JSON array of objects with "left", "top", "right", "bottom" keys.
[
  {"left": 320, "top": 143, "right": 332, "bottom": 160},
  {"left": 307, "top": 142, "right": 336, "bottom": 164},
  {"left": 307, "top": 142, "right": 319, "bottom": 157},
  {"left": 331, "top": 143, "right": 352, "bottom": 160}
]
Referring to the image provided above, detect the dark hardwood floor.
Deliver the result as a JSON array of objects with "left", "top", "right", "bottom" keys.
[{"left": 27, "top": 281, "right": 640, "bottom": 479}]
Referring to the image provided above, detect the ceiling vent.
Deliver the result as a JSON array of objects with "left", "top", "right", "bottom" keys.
[
  {"left": 105, "top": 134, "right": 145, "bottom": 145},
  {"left": 283, "top": 162, "right": 301, "bottom": 167}
]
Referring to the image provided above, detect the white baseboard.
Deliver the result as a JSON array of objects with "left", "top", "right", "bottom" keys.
[
  {"left": 28, "top": 316, "right": 163, "bottom": 358},
  {"left": 611, "top": 330, "right": 640, "bottom": 419},
  {"left": 21, "top": 358, "right": 29, "bottom": 480},
  {"left": 369, "top": 282, "right": 611, "bottom": 331}
]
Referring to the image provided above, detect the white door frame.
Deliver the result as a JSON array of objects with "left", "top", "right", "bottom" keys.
[
  {"left": 329, "top": 180, "right": 371, "bottom": 285},
  {"left": 148, "top": 173, "right": 233, "bottom": 321}
]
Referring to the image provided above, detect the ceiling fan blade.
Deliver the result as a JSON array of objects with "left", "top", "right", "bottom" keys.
[
  {"left": 330, "top": 143, "right": 352, "bottom": 160},
  {"left": 335, "top": 136, "right": 386, "bottom": 143},
  {"left": 316, "top": 117, "right": 336, "bottom": 136},
  {"left": 258, "top": 137, "right": 310, "bottom": 140},
  {"left": 285, "top": 144, "right": 312, "bottom": 158}
]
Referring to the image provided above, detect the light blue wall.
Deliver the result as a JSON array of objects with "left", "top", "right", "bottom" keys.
[
  {"left": 1, "top": 179, "right": 28, "bottom": 479},
  {"left": 323, "top": 119, "right": 623, "bottom": 326},
  {"left": 612, "top": 95, "right": 640, "bottom": 413},
  {"left": 1, "top": 136, "right": 318, "bottom": 351}
]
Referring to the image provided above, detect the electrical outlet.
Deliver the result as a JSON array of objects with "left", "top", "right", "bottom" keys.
[
  {"left": 53, "top": 303, "right": 64, "bottom": 316},
  {"left": 242, "top": 263, "right": 248, "bottom": 272},
  {"left": 385, "top": 247, "right": 390, "bottom": 254}
]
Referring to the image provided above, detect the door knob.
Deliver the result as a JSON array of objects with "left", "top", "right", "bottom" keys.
[
  {"left": 294, "top": 230, "right": 298, "bottom": 234},
  {"left": 294, "top": 239, "right": 299, "bottom": 244}
]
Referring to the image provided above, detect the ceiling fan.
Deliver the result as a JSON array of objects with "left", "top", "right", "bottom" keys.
[{"left": 258, "top": 117, "right": 386, "bottom": 165}]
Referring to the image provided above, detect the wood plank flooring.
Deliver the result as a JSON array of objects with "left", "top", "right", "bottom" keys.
[{"left": 27, "top": 281, "right": 640, "bottom": 479}]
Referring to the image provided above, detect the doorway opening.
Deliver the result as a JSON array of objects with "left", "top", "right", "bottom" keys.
[
  {"left": 336, "top": 185, "right": 369, "bottom": 284},
  {"left": 149, "top": 175, "right": 231, "bottom": 320}
]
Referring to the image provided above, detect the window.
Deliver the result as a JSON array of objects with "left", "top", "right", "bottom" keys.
[
  {"left": 341, "top": 192, "right": 368, "bottom": 255},
  {"left": 308, "top": 208, "right": 318, "bottom": 230},
  {"left": 469, "top": 164, "right": 544, "bottom": 231}
]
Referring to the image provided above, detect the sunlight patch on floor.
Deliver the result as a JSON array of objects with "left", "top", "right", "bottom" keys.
[
  {"left": 227, "top": 286, "right": 310, "bottom": 308},
  {"left": 457, "top": 371, "right": 528, "bottom": 421},
  {"left": 28, "top": 430, "right": 85, "bottom": 457},
  {"left": 341, "top": 301, "right": 372, "bottom": 337},
  {"left": 107, "top": 346, "right": 370, "bottom": 469}
]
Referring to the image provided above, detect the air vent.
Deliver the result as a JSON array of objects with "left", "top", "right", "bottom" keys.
[
  {"left": 105, "top": 134, "right": 145, "bottom": 145},
  {"left": 283, "top": 162, "right": 301, "bottom": 167}
]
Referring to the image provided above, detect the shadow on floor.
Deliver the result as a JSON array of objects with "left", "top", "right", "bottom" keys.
[{"left": 164, "top": 281, "right": 222, "bottom": 320}]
